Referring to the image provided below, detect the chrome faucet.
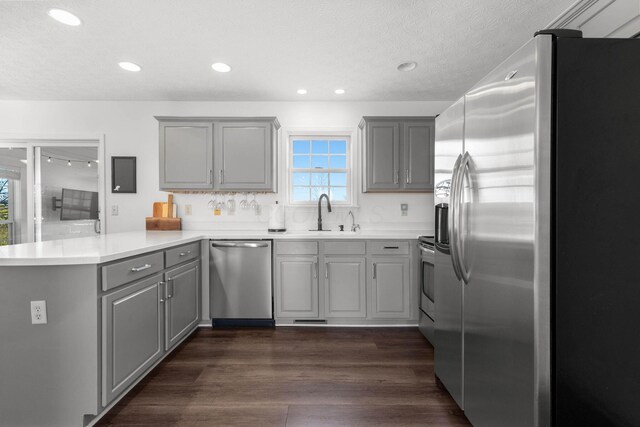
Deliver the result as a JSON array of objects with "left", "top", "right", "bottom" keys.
[
  {"left": 316, "top": 193, "right": 332, "bottom": 231},
  {"left": 348, "top": 210, "right": 360, "bottom": 232}
]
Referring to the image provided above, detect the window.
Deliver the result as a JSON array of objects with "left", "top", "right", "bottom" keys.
[{"left": 289, "top": 136, "right": 351, "bottom": 204}]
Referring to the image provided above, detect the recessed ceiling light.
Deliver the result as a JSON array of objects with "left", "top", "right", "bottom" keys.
[
  {"left": 118, "top": 62, "right": 142, "bottom": 72},
  {"left": 397, "top": 61, "right": 418, "bottom": 72},
  {"left": 212, "top": 62, "right": 231, "bottom": 73},
  {"left": 334, "top": 89, "right": 345, "bottom": 95},
  {"left": 47, "top": 9, "right": 82, "bottom": 26},
  {"left": 297, "top": 89, "right": 307, "bottom": 95}
]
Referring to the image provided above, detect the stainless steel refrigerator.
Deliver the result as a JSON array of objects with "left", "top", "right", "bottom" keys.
[{"left": 434, "top": 29, "right": 640, "bottom": 426}]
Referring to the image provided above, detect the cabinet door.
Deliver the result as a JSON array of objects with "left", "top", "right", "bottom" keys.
[
  {"left": 369, "top": 257, "right": 410, "bottom": 319},
  {"left": 324, "top": 257, "right": 366, "bottom": 318},
  {"left": 275, "top": 256, "right": 319, "bottom": 318},
  {"left": 214, "top": 121, "right": 274, "bottom": 191},
  {"left": 165, "top": 261, "right": 200, "bottom": 351},
  {"left": 365, "top": 121, "right": 401, "bottom": 190},
  {"left": 102, "top": 274, "right": 164, "bottom": 406},
  {"left": 403, "top": 120, "right": 435, "bottom": 190},
  {"left": 159, "top": 121, "right": 213, "bottom": 190}
]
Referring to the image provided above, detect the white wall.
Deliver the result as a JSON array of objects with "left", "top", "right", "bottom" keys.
[{"left": 0, "top": 100, "right": 452, "bottom": 234}]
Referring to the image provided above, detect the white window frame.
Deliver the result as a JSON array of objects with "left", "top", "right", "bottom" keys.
[{"left": 286, "top": 130, "right": 356, "bottom": 207}]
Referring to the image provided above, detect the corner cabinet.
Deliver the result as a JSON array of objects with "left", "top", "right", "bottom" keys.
[
  {"left": 101, "top": 243, "right": 201, "bottom": 407},
  {"left": 157, "top": 117, "right": 280, "bottom": 192},
  {"left": 360, "top": 117, "right": 434, "bottom": 192}
]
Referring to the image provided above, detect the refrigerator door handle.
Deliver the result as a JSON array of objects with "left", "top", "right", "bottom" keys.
[
  {"left": 449, "top": 154, "right": 464, "bottom": 280},
  {"left": 455, "top": 152, "right": 472, "bottom": 284}
]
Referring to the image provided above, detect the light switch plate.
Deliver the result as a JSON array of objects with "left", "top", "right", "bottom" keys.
[
  {"left": 111, "top": 205, "right": 119, "bottom": 216},
  {"left": 185, "top": 204, "right": 192, "bottom": 215},
  {"left": 401, "top": 203, "right": 408, "bottom": 216}
]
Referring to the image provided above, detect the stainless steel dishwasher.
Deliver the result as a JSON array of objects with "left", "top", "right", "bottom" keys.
[{"left": 209, "top": 240, "right": 274, "bottom": 326}]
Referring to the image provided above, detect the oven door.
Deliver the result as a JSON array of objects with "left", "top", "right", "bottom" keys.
[{"left": 420, "top": 245, "right": 435, "bottom": 321}]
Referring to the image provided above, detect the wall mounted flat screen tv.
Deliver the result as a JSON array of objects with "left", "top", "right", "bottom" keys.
[{"left": 60, "top": 188, "right": 99, "bottom": 220}]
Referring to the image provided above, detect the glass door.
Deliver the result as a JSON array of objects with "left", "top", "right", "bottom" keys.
[{"left": 35, "top": 146, "right": 100, "bottom": 242}]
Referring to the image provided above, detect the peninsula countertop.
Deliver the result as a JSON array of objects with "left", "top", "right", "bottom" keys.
[{"left": 0, "top": 229, "right": 430, "bottom": 266}]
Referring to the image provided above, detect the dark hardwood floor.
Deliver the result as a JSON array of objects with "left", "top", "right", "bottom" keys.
[{"left": 97, "top": 327, "right": 470, "bottom": 426}]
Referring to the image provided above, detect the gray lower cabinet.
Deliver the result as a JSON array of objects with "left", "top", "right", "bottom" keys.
[
  {"left": 275, "top": 256, "right": 319, "bottom": 318},
  {"left": 215, "top": 121, "right": 274, "bottom": 191},
  {"left": 164, "top": 261, "right": 200, "bottom": 351},
  {"left": 102, "top": 274, "right": 164, "bottom": 406},
  {"left": 157, "top": 117, "right": 280, "bottom": 192},
  {"left": 159, "top": 121, "right": 213, "bottom": 190},
  {"left": 324, "top": 257, "right": 366, "bottom": 318},
  {"left": 369, "top": 257, "right": 411, "bottom": 319},
  {"left": 360, "top": 117, "right": 435, "bottom": 192}
]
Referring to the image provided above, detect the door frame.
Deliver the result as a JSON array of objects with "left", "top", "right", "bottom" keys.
[{"left": 0, "top": 133, "right": 106, "bottom": 242}]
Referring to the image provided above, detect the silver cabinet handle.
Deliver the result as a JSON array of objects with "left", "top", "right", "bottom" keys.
[
  {"left": 211, "top": 241, "right": 269, "bottom": 248},
  {"left": 159, "top": 281, "right": 166, "bottom": 303},
  {"left": 406, "top": 169, "right": 409, "bottom": 184},
  {"left": 219, "top": 169, "right": 224, "bottom": 183},
  {"left": 325, "top": 263, "right": 329, "bottom": 279},
  {"left": 383, "top": 246, "right": 399, "bottom": 250},
  {"left": 313, "top": 262, "right": 318, "bottom": 279},
  {"left": 209, "top": 169, "right": 213, "bottom": 184},
  {"left": 167, "top": 278, "right": 174, "bottom": 299},
  {"left": 373, "top": 263, "right": 377, "bottom": 279},
  {"left": 131, "top": 263, "right": 152, "bottom": 272},
  {"left": 394, "top": 170, "right": 398, "bottom": 184},
  {"left": 179, "top": 251, "right": 191, "bottom": 257}
]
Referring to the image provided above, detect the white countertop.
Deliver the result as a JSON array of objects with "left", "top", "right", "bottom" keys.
[{"left": 0, "top": 229, "right": 429, "bottom": 266}]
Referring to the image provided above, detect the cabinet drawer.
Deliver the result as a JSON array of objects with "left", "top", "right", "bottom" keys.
[
  {"left": 324, "top": 241, "right": 366, "bottom": 255},
  {"left": 367, "top": 241, "right": 410, "bottom": 256},
  {"left": 165, "top": 242, "right": 200, "bottom": 268},
  {"left": 102, "top": 252, "right": 165, "bottom": 291},
  {"left": 276, "top": 241, "right": 318, "bottom": 255}
]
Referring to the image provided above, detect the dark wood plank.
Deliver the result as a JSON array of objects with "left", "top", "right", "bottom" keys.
[
  {"left": 96, "top": 327, "right": 470, "bottom": 426},
  {"left": 286, "top": 404, "right": 469, "bottom": 427}
]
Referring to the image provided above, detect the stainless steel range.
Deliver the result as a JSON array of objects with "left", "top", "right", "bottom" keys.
[{"left": 418, "top": 235, "right": 435, "bottom": 343}]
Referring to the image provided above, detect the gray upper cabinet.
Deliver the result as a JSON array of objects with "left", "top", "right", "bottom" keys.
[
  {"left": 215, "top": 121, "right": 274, "bottom": 191},
  {"left": 365, "top": 120, "right": 401, "bottom": 190},
  {"left": 403, "top": 121, "right": 434, "bottom": 190},
  {"left": 159, "top": 121, "right": 213, "bottom": 190},
  {"left": 156, "top": 117, "right": 279, "bottom": 192},
  {"left": 360, "top": 117, "right": 435, "bottom": 192}
]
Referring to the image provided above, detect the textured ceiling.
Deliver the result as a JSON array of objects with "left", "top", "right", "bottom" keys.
[{"left": 0, "top": 0, "right": 575, "bottom": 101}]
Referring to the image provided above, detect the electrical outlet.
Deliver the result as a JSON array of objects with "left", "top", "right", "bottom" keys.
[
  {"left": 30, "top": 300, "right": 48, "bottom": 324},
  {"left": 185, "top": 204, "right": 192, "bottom": 215},
  {"left": 111, "top": 205, "right": 118, "bottom": 216},
  {"left": 401, "top": 203, "right": 408, "bottom": 216}
]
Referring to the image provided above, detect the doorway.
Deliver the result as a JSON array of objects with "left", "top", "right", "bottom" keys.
[{"left": 0, "top": 138, "right": 105, "bottom": 246}]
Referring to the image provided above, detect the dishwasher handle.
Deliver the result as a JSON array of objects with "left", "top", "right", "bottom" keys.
[{"left": 211, "top": 241, "right": 270, "bottom": 249}]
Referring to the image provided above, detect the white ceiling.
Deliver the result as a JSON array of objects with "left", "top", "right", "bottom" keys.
[{"left": 0, "top": 0, "right": 575, "bottom": 101}]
